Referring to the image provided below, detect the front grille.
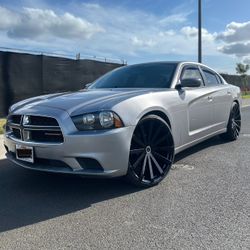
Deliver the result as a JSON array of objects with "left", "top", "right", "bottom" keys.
[
  {"left": 28, "top": 130, "right": 63, "bottom": 143},
  {"left": 29, "top": 116, "right": 59, "bottom": 126},
  {"left": 9, "top": 115, "right": 22, "bottom": 125},
  {"left": 12, "top": 128, "right": 22, "bottom": 139},
  {"left": 7, "top": 115, "right": 64, "bottom": 143}
]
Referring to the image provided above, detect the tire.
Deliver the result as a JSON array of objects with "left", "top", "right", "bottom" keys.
[
  {"left": 220, "top": 102, "right": 241, "bottom": 141},
  {"left": 126, "top": 115, "right": 175, "bottom": 188}
]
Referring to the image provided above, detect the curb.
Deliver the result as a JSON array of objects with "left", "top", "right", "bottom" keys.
[{"left": 242, "top": 105, "right": 250, "bottom": 109}]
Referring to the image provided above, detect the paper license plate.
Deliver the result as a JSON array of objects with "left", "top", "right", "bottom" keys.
[{"left": 16, "top": 145, "right": 34, "bottom": 163}]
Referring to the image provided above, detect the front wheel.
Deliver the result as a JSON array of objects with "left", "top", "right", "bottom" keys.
[
  {"left": 126, "top": 115, "right": 174, "bottom": 188},
  {"left": 220, "top": 102, "right": 241, "bottom": 141}
]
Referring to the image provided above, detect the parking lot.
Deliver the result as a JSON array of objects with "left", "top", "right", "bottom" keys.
[{"left": 0, "top": 107, "right": 249, "bottom": 249}]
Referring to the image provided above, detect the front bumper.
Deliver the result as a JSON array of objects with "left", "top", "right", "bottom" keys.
[{"left": 4, "top": 106, "right": 135, "bottom": 177}]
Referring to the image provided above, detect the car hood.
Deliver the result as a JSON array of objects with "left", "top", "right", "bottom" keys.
[{"left": 11, "top": 89, "right": 164, "bottom": 116}]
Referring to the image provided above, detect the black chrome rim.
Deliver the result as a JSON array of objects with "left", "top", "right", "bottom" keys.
[
  {"left": 129, "top": 119, "right": 174, "bottom": 184},
  {"left": 231, "top": 104, "right": 241, "bottom": 138}
]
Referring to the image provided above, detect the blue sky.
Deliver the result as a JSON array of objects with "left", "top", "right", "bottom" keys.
[{"left": 1, "top": 0, "right": 250, "bottom": 73}]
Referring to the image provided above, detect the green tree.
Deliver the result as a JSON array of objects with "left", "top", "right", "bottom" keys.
[{"left": 236, "top": 63, "right": 250, "bottom": 94}]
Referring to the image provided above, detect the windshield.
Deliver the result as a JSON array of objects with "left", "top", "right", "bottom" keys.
[{"left": 89, "top": 63, "right": 177, "bottom": 89}]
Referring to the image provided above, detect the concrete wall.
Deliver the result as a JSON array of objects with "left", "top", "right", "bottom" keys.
[{"left": 0, "top": 51, "right": 122, "bottom": 117}]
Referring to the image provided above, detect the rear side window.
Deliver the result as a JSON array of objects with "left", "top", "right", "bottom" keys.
[
  {"left": 215, "top": 74, "right": 223, "bottom": 84},
  {"left": 181, "top": 68, "right": 203, "bottom": 81},
  {"left": 202, "top": 70, "right": 221, "bottom": 86}
]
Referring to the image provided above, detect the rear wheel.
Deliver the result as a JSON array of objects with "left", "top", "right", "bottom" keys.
[
  {"left": 220, "top": 102, "right": 241, "bottom": 141},
  {"left": 126, "top": 115, "right": 174, "bottom": 188}
]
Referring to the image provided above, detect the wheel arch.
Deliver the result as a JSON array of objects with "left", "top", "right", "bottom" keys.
[
  {"left": 232, "top": 99, "right": 241, "bottom": 114},
  {"left": 233, "top": 99, "right": 239, "bottom": 106},
  {"left": 141, "top": 110, "right": 172, "bottom": 129}
]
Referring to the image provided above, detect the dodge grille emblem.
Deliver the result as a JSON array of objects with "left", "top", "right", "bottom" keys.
[{"left": 23, "top": 115, "right": 30, "bottom": 125}]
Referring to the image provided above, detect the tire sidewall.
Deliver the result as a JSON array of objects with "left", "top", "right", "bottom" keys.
[
  {"left": 126, "top": 114, "right": 174, "bottom": 188},
  {"left": 225, "top": 102, "right": 241, "bottom": 141}
]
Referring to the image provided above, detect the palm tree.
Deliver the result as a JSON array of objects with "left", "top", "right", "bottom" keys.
[{"left": 236, "top": 63, "right": 250, "bottom": 94}]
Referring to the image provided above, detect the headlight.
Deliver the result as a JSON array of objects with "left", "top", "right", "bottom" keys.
[
  {"left": 82, "top": 114, "right": 95, "bottom": 126},
  {"left": 99, "top": 111, "right": 114, "bottom": 128},
  {"left": 72, "top": 111, "right": 123, "bottom": 130}
]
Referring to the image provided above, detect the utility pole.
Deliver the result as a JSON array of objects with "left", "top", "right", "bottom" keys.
[{"left": 198, "top": 0, "right": 202, "bottom": 63}]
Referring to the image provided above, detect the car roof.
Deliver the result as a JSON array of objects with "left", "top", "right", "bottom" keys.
[
  {"left": 129, "top": 61, "right": 206, "bottom": 67},
  {"left": 128, "top": 61, "right": 217, "bottom": 73}
]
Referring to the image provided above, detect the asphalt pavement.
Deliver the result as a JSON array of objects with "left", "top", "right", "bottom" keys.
[{"left": 0, "top": 108, "right": 249, "bottom": 250}]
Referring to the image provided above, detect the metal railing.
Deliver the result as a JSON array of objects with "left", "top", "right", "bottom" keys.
[{"left": 0, "top": 47, "right": 127, "bottom": 65}]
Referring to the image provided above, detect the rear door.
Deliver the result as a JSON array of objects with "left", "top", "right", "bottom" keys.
[{"left": 200, "top": 67, "right": 233, "bottom": 130}]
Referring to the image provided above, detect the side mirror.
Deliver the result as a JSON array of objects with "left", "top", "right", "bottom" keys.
[
  {"left": 179, "top": 78, "right": 202, "bottom": 88},
  {"left": 84, "top": 83, "right": 92, "bottom": 89}
]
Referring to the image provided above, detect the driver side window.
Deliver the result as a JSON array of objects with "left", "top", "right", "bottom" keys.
[{"left": 181, "top": 68, "right": 203, "bottom": 81}]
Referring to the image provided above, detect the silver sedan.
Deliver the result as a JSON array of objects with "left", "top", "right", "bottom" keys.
[{"left": 3, "top": 61, "right": 241, "bottom": 187}]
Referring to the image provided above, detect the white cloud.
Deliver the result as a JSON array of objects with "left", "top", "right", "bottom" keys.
[
  {"left": 242, "top": 56, "right": 250, "bottom": 64},
  {"left": 218, "top": 42, "right": 250, "bottom": 56},
  {"left": 181, "top": 26, "right": 198, "bottom": 37},
  {"left": 0, "top": 4, "right": 224, "bottom": 62},
  {"left": 159, "top": 30, "right": 176, "bottom": 37},
  {"left": 2, "top": 3, "right": 249, "bottom": 73},
  {"left": 0, "top": 6, "right": 19, "bottom": 29},
  {"left": 181, "top": 26, "right": 216, "bottom": 42},
  {"left": 0, "top": 6, "right": 104, "bottom": 41},
  {"left": 159, "top": 13, "right": 190, "bottom": 26},
  {"left": 217, "top": 21, "right": 250, "bottom": 43},
  {"left": 216, "top": 21, "right": 250, "bottom": 60},
  {"left": 73, "top": 3, "right": 219, "bottom": 57},
  {"left": 131, "top": 36, "right": 156, "bottom": 48}
]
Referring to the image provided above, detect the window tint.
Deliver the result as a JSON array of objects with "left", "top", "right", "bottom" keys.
[
  {"left": 215, "top": 74, "right": 223, "bottom": 84},
  {"left": 181, "top": 68, "right": 203, "bottom": 81},
  {"left": 90, "top": 63, "right": 177, "bottom": 89},
  {"left": 202, "top": 70, "right": 220, "bottom": 86}
]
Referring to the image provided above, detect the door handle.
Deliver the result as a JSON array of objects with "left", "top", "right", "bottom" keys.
[{"left": 227, "top": 91, "right": 232, "bottom": 95}]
